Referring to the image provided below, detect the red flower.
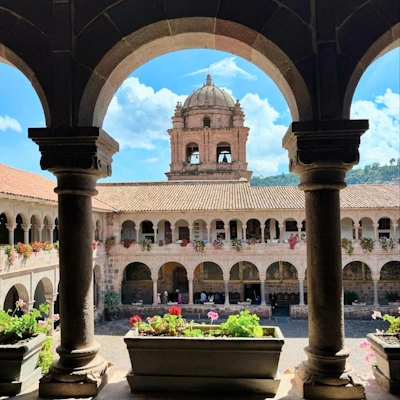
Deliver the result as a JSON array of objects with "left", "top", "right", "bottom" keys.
[
  {"left": 169, "top": 306, "right": 182, "bottom": 316},
  {"left": 130, "top": 315, "right": 142, "bottom": 326}
]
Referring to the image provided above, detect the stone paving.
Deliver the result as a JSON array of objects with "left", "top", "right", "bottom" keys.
[{"left": 94, "top": 317, "right": 390, "bottom": 380}]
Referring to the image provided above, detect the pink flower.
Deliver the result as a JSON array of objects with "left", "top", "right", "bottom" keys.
[
  {"left": 207, "top": 311, "right": 219, "bottom": 321},
  {"left": 16, "top": 299, "right": 24, "bottom": 308},
  {"left": 53, "top": 314, "right": 60, "bottom": 322},
  {"left": 359, "top": 340, "right": 370, "bottom": 349},
  {"left": 371, "top": 310, "right": 382, "bottom": 320},
  {"left": 38, "top": 320, "right": 47, "bottom": 326}
]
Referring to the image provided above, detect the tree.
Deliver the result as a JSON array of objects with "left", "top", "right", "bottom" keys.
[{"left": 390, "top": 158, "right": 395, "bottom": 165}]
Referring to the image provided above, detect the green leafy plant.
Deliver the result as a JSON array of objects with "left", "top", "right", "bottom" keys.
[
  {"left": 379, "top": 236, "right": 395, "bottom": 252},
  {"left": 193, "top": 239, "right": 205, "bottom": 252},
  {"left": 372, "top": 309, "right": 400, "bottom": 334},
  {"left": 15, "top": 242, "right": 32, "bottom": 259},
  {"left": 139, "top": 238, "right": 152, "bottom": 251},
  {"left": 53, "top": 241, "right": 59, "bottom": 251},
  {"left": 341, "top": 238, "right": 354, "bottom": 256},
  {"left": 231, "top": 238, "right": 242, "bottom": 252},
  {"left": 3, "top": 245, "right": 17, "bottom": 265},
  {"left": 105, "top": 236, "right": 116, "bottom": 254},
  {"left": 360, "top": 236, "right": 374, "bottom": 252},
  {"left": 130, "top": 307, "right": 266, "bottom": 338},
  {"left": 38, "top": 337, "right": 54, "bottom": 373},
  {"left": 212, "top": 237, "right": 224, "bottom": 249},
  {"left": 104, "top": 289, "right": 120, "bottom": 319},
  {"left": 385, "top": 291, "right": 400, "bottom": 302}
]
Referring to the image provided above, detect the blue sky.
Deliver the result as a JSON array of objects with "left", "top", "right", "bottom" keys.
[{"left": 0, "top": 48, "right": 399, "bottom": 182}]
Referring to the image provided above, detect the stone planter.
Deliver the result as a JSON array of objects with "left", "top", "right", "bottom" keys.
[
  {"left": 0, "top": 333, "right": 46, "bottom": 396},
  {"left": 367, "top": 333, "right": 400, "bottom": 394},
  {"left": 124, "top": 326, "right": 284, "bottom": 396}
]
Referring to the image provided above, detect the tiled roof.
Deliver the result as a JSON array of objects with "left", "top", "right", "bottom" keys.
[
  {"left": 0, "top": 164, "right": 114, "bottom": 211},
  {"left": 96, "top": 181, "right": 400, "bottom": 212}
]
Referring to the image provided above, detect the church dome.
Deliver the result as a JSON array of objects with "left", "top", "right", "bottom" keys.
[{"left": 183, "top": 74, "right": 235, "bottom": 110}]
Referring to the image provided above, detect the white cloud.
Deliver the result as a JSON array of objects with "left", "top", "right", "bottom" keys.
[
  {"left": 351, "top": 89, "right": 400, "bottom": 167},
  {"left": 104, "top": 77, "right": 186, "bottom": 150},
  {"left": 240, "top": 93, "right": 288, "bottom": 176},
  {"left": 144, "top": 158, "right": 158, "bottom": 163},
  {"left": 184, "top": 57, "right": 256, "bottom": 81},
  {"left": 0, "top": 115, "right": 22, "bottom": 132}
]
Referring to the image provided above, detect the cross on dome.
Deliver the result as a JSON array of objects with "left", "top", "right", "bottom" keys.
[{"left": 206, "top": 74, "right": 212, "bottom": 86}]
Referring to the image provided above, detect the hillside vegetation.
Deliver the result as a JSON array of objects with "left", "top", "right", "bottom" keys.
[{"left": 250, "top": 159, "right": 400, "bottom": 187}]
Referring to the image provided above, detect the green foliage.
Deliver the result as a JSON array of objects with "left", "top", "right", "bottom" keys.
[
  {"left": 341, "top": 238, "right": 354, "bottom": 256},
  {"left": 385, "top": 291, "right": 400, "bottom": 302},
  {"left": 219, "top": 310, "right": 264, "bottom": 338},
  {"left": 53, "top": 241, "right": 59, "bottom": 250},
  {"left": 360, "top": 237, "right": 374, "bottom": 252},
  {"left": 382, "top": 314, "right": 400, "bottom": 334},
  {"left": 104, "top": 290, "right": 120, "bottom": 311},
  {"left": 250, "top": 161, "right": 400, "bottom": 187},
  {"left": 344, "top": 291, "right": 359, "bottom": 305},
  {"left": 37, "top": 337, "right": 54, "bottom": 373}
]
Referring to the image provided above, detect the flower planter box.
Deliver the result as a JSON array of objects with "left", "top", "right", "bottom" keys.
[
  {"left": 367, "top": 333, "right": 400, "bottom": 394},
  {"left": 124, "top": 326, "right": 284, "bottom": 396},
  {"left": 0, "top": 333, "right": 46, "bottom": 396}
]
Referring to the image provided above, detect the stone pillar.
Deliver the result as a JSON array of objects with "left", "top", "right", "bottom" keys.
[
  {"left": 224, "top": 279, "right": 230, "bottom": 305},
  {"left": 5, "top": 223, "right": 15, "bottom": 246},
  {"left": 188, "top": 277, "right": 194, "bottom": 305},
  {"left": 354, "top": 224, "right": 360, "bottom": 241},
  {"left": 260, "top": 275, "right": 266, "bottom": 305},
  {"left": 279, "top": 224, "right": 285, "bottom": 242},
  {"left": 21, "top": 224, "right": 31, "bottom": 244},
  {"left": 242, "top": 224, "right": 246, "bottom": 241},
  {"left": 283, "top": 120, "right": 367, "bottom": 399},
  {"left": 29, "top": 126, "right": 118, "bottom": 397},
  {"left": 135, "top": 225, "right": 140, "bottom": 243},
  {"left": 171, "top": 225, "right": 175, "bottom": 242},
  {"left": 224, "top": 224, "right": 229, "bottom": 243},
  {"left": 188, "top": 225, "right": 193, "bottom": 242},
  {"left": 373, "top": 278, "right": 379, "bottom": 306},
  {"left": 45, "top": 293, "right": 58, "bottom": 335},
  {"left": 261, "top": 224, "right": 265, "bottom": 243},
  {"left": 38, "top": 224, "right": 44, "bottom": 242},
  {"left": 392, "top": 223, "right": 398, "bottom": 241},
  {"left": 152, "top": 278, "right": 158, "bottom": 306},
  {"left": 372, "top": 223, "right": 378, "bottom": 240},
  {"left": 206, "top": 225, "right": 210, "bottom": 243},
  {"left": 299, "top": 278, "right": 305, "bottom": 306},
  {"left": 153, "top": 225, "right": 158, "bottom": 244},
  {"left": 22, "top": 301, "right": 35, "bottom": 314}
]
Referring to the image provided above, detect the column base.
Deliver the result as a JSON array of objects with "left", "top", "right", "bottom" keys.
[
  {"left": 295, "top": 361, "right": 365, "bottom": 399},
  {"left": 39, "top": 354, "right": 109, "bottom": 398}
]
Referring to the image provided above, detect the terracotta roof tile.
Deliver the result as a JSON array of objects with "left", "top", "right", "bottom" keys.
[
  {"left": 96, "top": 181, "right": 400, "bottom": 212},
  {"left": 0, "top": 164, "right": 114, "bottom": 211}
]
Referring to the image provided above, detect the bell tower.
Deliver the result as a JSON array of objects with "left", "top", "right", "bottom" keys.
[{"left": 166, "top": 75, "right": 252, "bottom": 181}]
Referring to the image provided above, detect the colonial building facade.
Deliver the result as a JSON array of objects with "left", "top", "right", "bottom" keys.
[{"left": 1, "top": 79, "right": 399, "bottom": 324}]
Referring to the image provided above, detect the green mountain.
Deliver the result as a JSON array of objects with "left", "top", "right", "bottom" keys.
[{"left": 250, "top": 159, "right": 400, "bottom": 187}]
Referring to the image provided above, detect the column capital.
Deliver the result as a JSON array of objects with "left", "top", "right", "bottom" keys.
[
  {"left": 391, "top": 223, "right": 398, "bottom": 228},
  {"left": 5, "top": 223, "right": 16, "bottom": 231},
  {"left": 28, "top": 127, "right": 119, "bottom": 178},
  {"left": 21, "top": 223, "right": 31, "bottom": 231},
  {"left": 372, "top": 223, "right": 379, "bottom": 228},
  {"left": 283, "top": 120, "right": 368, "bottom": 191}
]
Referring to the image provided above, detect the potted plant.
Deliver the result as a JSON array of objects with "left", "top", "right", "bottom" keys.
[
  {"left": 192, "top": 239, "right": 205, "bottom": 252},
  {"left": 231, "top": 238, "right": 242, "bottom": 252},
  {"left": 139, "top": 238, "right": 152, "bottom": 251},
  {"left": 212, "top": 237, "right": 224, "bottom": 250},
  {"left": 341, "top": 238, "right": 354, "bottom": 256},
  {"left": 124, "top": 308, "right": 284, "bottom": 395},
  {"left": 360, "top": 236, "right": 374, "bottom": 252},
  {"left": 104, "top": 290, "right": 120, "bottom": 321},
  {"left": 366, "top": 309, "right": 400, "bottom": 394},
  {"left": 379, "top": 236, "right": 395, "bottom": 252},
  {"left": 0, "top": 300, "right": 56, "bottom": 395}
]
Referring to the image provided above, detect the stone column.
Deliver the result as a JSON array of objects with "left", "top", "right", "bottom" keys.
[
  {"left": 135, "top": 225, "right": 140, "bottom": 242},
  {"left": 153, "top": 225, "right": 158, "bottom": 244},
  {"left": 188, "top": 225, "right": 193, "bottom": 242},
  {"left": 22, "top": 301, "right": 35, "bottom": 314},
  {"left": 299, "top": 278, "right": 305, "bottom": 306},
  {"left": 260, "top": 275, "right": 266, "bottom": 305},
  {"left": 206, "top": 224, "right": 210, "bottom": 243},
  {"left": 283, "top": 120, "right": 367, "bottom": 399},
  {"left": 171, "top": 225, "right": 175, "bottom": 242},
  {"left": 279, "top": 224, "right": 285, "bottom": 242},
  {"left": 188, "top": 277, "right": 194, "bottom": 305},
  {"left": 29, "top": 126, "right": 118, "bottom": 397},
  {"left": 372, "top": 223, "right": 378, "bottom": 240},
  {"left": 224, "top": 279, "right": 230, "bottom": 305},
  {"left": 45, "top": 293, "right": 58, "bottom": 334},
  {"left": 224, "top": 224, "right": 229, "bottom": 243},
  {"left": 392, "top": 223, "right": 398, "bottom": 241},
  {"left": 21, "top": 224, "right": 31, "bottom": 244},
  {"left": 152, "top": 278, "right": 158, "bottom": 305},
  {"left": 5, "top": 223, "right": 15, "bottom": 246},
  {"left": 261, "top": 224, "right": 265, "bottom": 243},
  {"left": 354, "top": 224, "right": 360, "bottom": 241},
  {"left": 242, "top": 224, "right": 246, "bottom": 241},
  {"left": 373, "top": 278, "right": 379, "bottom": 306}
]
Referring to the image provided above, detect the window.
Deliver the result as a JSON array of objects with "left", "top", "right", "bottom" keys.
[
  {"left": 203, "top": 117, "right": 211, "bottom": 127},
  {"left": 285, "top": 221, "right": 298, "bottom": 232}
]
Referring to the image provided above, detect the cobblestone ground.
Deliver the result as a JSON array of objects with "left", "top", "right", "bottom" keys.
[{"left": 95, "top": 318, "right": 389, "bottom": 379}]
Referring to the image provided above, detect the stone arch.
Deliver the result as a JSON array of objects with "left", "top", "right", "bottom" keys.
[
  {"left": 30, "top": 214, "right": 42, "bottom": 242},
  {"left": 193, "top": 261, "right": 224, "bottom": 304},
  {"left": 340, "top": 217, "right": 355, "bottom": 241},
  {"left": 34, "top": 277, "right": 53, "bottom": 309},
  {"left": 379, "top": 261, "right": 400, "bottom": 281},
  {"left": 77, "top": 13, "right": 313, "bottom": 126},
  {"left": 203, "top": 116, "right": 211, "bottom": 128},
  {"left": 3, "top": 283, "right": 29, "bottom": 313},
  {"left": 245, "top": 218, "right": 261, "bottom": 241},
  {"left": 342, "top": 20, "right": 400, "bottom": 118},
  {"left": 14, "top": 213, "right": 25, "bottom": 244},
  {"left": 121, "top": 261, "right": 152, "bottom": 305},
  {"left": 217, "top": 141, "right": 232, "bottom": 164},
  {"left": 343, "top": 261, "right": 372, "bottom": 281},
  {"left": 186, "top": 142, "right": 200, "bottom": 165},
  {"left": 0, "top": 213, "right": 9, "bottom": 245},
  {"left": 121, "top": 219, "right": 136, "bottom": 242}
]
